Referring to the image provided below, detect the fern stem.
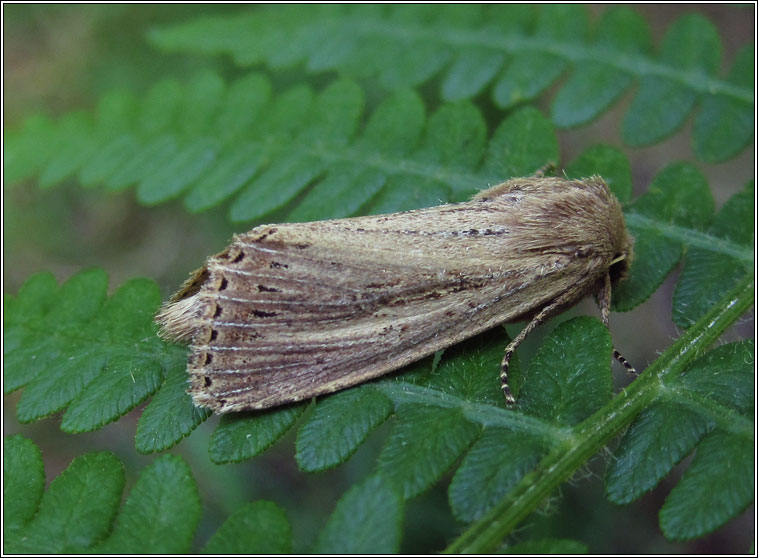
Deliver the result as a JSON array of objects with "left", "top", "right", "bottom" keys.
[{"left": 443, "top": 272, "right": 754, "bottom": 554}]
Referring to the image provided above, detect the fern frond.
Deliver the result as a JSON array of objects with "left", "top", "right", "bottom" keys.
[
  {"left": 147, "top": 5, "right": 753, "bottom": 161},
  {"left": 3, "top": 437, "right": 201, "bottom": 553},
  {"left": 4, "top": 270, "right": 165, "bottom": 428},
  {"left": 5, "top": 74, "right": 558, "bottom": 221},
  {"left": 445, "top": 275, "right": 753, "bottom": 552},
  {"left": 3, "top": 435, "right": 407, "bottom": 554},
  {"left": 3, "top": 269, "right": 204, "bottom": 446}
]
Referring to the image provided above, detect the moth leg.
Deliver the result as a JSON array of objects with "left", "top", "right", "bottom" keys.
[
  {"left": 598, "top": 272, "right": 637, "bottom": 377},
  {"left": 500, "top": 287, "right": 579, "bottom": 405}
]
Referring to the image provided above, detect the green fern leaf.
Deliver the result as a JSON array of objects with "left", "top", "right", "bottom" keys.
[
  {"left": 438, "top": 318, "right": 609, "bottom": 523},
  {"left": 484, "top": 106, "right": 558, "bottom": 183},
  {"left": 4, "top": 269, "right": 169, "bottom": 431},
  {"left": 202, "top": 501, "right": 292, "bottom": 554},
  {"left": 209, "top": 405, "right": 305, "bottom": 464},
  {"left": 1, "top": 73, "right": 563, "bottom": 221},
  {"left": 3, "top": 435, "right": 45, "bottom": 533},
  {"left": 3, "top": 272, "right": 60, "bottom": 390},
  {"left": 77, "top": 90, "right": 141, "bottom": 187},
  {"left": 4, "top": 270, "right": 203, "bottom": 452},
  {"left": 518, "top": 317, "right": 613, "bottom": 425},
  {"left": 134, "top": 358, "right": 211, "bottom": 454},
  {"left": 137, "top": 78, "right": 184, "bottom": 136},
  {"left": 606, "top": 340, "right": 753, "bottom": 533},
  {"left": 492, "top": 5, "right": 581, "bottom": 108},
  {"left": 416, "top": 101, "right": 487, "bottom": 172},
  {"left": 105, "top": 135, "right": 179, "bottom": 192},
  {"left": 295, "top": 387, "right": 393, "bottom": 473},
  {"left": 673, "top": 182, "right": 754, "bottom": 328},
  {"left": 605, "top": 402, "right": 712, "bottom": 505},
  {"left": 442, "top": 47, "right": 506, "bottom": 102},
  {"left": 659, "top": 430, "right": 753, "bottom": 541},
  {"left": 183, "top": 141, "right": 266, "bottom": 213},
  {"left": 313, "top": 475, "right": 404, "bottom": 554},
  {"left": 693, "top": 44, "right": 754, "bottom": 163},
  {"left": 38, "top": 112, "right": 98, "bottom": 189},
  {"left": 4, "top": 114, "right": 57, "bottom": 184},
  {"left": 376, "top": 404, "right": 481, "bottom": 500},
  {"left": 80, "top": 134, "right": 140, "bottom": 187},
  {"left": 449, "top": 428, "right": 547, "bottom": 523},
  {"left": 679, "top": 340, "right": 754, "bottom": 415},
  {"left": 4, "top": 448, "right": 124, "bottom": 554},
  {"left": 95, "top": 455, "right": 201, "bottom": 553},
  {"left": 136, "top": 137, "right": 219, "bottom": 206},
  {"left": 3, "top": 437, "right": 202, "bottom": 554},
  {"left": 622, "top": 14, "right": 722, "bottom": 146},
  {"left": 178, "top": 70, "right": 227, "bottom": 135},
  {"left": 4, "top": 436, "right": 301, "bottom": 554},
  {"left": 550, "top": 7, "right": 650, "bottom": 128},
  {"left": 564, "top": 144, "right": 632, "bottom": 203},
  {"left": 614, "top": 162, "right": 714, "bottom": 311},
  {"left": 425, "top": 328, "right": 509, "bottom": 405}
]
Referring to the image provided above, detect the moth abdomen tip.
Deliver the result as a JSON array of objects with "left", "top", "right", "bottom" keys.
[{"left": 155, "top": 295, "right": 204, "bottom": 344}]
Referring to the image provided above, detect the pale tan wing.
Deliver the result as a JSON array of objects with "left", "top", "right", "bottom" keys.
[{"left": 159, "top": 177, "right": 622, "bottom": 412}]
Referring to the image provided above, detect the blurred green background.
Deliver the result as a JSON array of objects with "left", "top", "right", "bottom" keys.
[{"left": 3, "top": 4, "right": 754, "bottom": 553}]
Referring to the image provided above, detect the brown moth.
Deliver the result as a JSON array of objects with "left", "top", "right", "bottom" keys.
[{"left": 156, "top": 175, "right": 634, "bottom": 413}]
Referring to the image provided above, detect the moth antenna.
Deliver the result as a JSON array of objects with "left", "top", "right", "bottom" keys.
[
  {"left": 599, "top": 272, "right": 612, "bottom": 329},
  {"left": 613, "top": 349, "right": 638, "bottom": 376}
]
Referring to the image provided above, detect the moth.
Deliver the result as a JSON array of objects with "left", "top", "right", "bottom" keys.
[{"left": 157, "top": 175, "right": 634, "bottom": 413}]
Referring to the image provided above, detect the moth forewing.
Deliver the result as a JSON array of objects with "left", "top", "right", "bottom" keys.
[{"left": 156, "top": 175, "right": 633, "bottom": 413}]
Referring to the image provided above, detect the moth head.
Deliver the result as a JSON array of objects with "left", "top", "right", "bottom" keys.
[
  {"left": 609, "top": 227, "right": 634, "bottom": 285},
  {"left": 603, "top": 180, "right": 634, "bottom": 286}
]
